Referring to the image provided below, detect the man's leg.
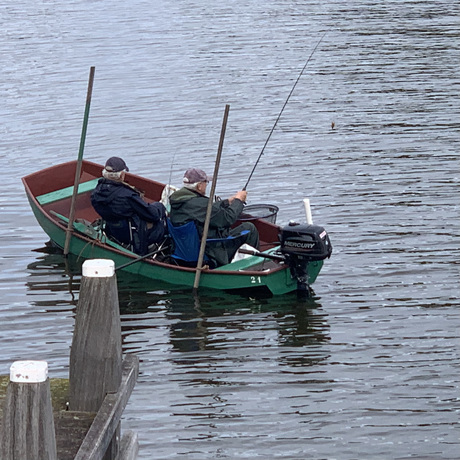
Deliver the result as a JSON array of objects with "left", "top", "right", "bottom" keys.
[
  {"left": 223, "top": 222, "right": 260, "bottom": 262},
  {"left": 230, "top": 222, "right": 259, "bottom": 249}
]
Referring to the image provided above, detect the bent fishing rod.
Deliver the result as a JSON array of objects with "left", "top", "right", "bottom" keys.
[{"left": 243, "top": 32, "right": 327, "bottom": 191}]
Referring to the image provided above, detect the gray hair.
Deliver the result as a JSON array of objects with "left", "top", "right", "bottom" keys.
[
  {"left": 183, "top": 182, "right": 200, "bottom": 191},
  {"left": 102, "top": 168, "right": 124, "bottom": 181}
]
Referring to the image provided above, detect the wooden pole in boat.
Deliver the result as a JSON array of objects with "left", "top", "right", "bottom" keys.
[
  {"left": 193, "top": 104, "right": 230, "bottom": 292},
  {"left": 64, "top": 66, "right": 95, "bottom": 256}
]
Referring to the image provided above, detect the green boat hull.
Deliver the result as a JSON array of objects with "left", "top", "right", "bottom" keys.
[
  {"left": 28, "top": 196, "right": 323, "bottom": 296},
  {"left": 23, "top": 160, "right": 326, "bottom": 296}
]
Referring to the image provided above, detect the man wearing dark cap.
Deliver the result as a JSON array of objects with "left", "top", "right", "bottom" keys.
[
  {"left": 169, "top": 168, "right": 259, "bottom": 267},
  {"left": 91, "top": 157, "right": 167, "bottom": 255}
]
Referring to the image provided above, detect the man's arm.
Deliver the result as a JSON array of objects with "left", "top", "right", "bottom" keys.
[
  {"left": 209, "top": 197, "right": 244, "bottom": 229},
  {"left": 129, "top": 195, "right": 166, "bottom": 222}
]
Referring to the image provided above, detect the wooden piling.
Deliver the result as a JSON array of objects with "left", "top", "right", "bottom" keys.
[
  {"left": 1, "top": 258, "right": 138, "bottom": 460},
  {"left": 0, "top": 360, "right": 57, "bottom": 460},
  {"left": 69, "top": 259, "right": 122, "bottom": 412}
]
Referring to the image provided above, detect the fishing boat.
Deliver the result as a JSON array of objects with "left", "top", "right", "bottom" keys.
[{"left": 22, "top": 160, "right": 332, "bottom": 296}]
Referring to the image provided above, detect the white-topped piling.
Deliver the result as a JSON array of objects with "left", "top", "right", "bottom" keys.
[
  {"left": 10, "top": 360, "right": 48, "bottom": 383},
  {"left": 82, "top": 258, "right": 116, "bottom": 278},
  {"left": 0, "top": 361, "right": 57, "bottom": 460},
  {"left": 69, "top": 259, "right": 122, "bottom": 412}
]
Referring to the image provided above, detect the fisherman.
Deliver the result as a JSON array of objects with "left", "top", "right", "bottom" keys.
[
  {"left": 169, "top": 168, "right": 259, "bottom": 267},
  {"left": 91, "top": 157, "right": 167, "bottom": 255}
]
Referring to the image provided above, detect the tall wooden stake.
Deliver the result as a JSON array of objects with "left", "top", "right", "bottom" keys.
[
  {"left": 64, "top": 66, "right": 96, "bottom": 255},
  {"left": 193, "top": 104, "right": 230, "bottom": 292}
]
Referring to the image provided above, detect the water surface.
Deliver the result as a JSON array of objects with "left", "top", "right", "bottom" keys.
[{"left": 1, "top": 0, "right": 459, "bottom": 458}]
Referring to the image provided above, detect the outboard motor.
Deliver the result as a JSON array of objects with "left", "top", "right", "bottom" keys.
[{"left": 280, "top": 222, "right": 333, "bottom": 297}]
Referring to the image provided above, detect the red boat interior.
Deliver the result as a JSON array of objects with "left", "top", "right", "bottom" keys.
[{"left": 23, "top": 160, "right": 282, "bottom": 252}]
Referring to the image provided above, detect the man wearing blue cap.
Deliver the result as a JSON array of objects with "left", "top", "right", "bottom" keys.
[
  {"left": 169, "top": 167, "right": 259, "bottom": 267},
  {"left": 91, "top": 157, "right": 167, "bottom": 255}
]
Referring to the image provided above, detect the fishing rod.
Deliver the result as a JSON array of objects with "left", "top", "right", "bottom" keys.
[
  {"left": 243, "top": 32, "right": 326, "bottom": 191},
  {"left": 162, "top": 151, "right": 177, "bottom": 207},
  {"left": 168, "top": 150, "right": 176, "bottom": 186}
]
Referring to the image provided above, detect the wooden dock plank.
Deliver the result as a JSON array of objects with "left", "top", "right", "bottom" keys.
[{"left": 74, "top": 355, "right": 139, "bottom": 460}]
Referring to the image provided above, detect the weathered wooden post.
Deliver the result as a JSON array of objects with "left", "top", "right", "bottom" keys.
[
  {"left": 69, "top": 258, "right": 122, "bottom": 458},
  {"left": 69, "top": 258, "right": 122, "bottom": 410},
  {"left": 0, "top": 360, "right": 57, "bottom": 460}
]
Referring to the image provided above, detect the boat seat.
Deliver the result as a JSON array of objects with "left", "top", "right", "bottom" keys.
[
  {"left": 37, "top": 179, "right": 100, "bottom": 205},
  {"left": 166, "top": 219, "right": 249, "bottom": 268},
  {"left": 101, "top": 218, "right": 138, "bottom": 252}
]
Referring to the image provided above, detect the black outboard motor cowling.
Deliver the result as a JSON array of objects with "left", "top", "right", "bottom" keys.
[
  {"left": 280, "top": 223, "right": 332, "bottom": 261},
  {"left": 280, "top": 223, "right": 333, "bottom": 296}
]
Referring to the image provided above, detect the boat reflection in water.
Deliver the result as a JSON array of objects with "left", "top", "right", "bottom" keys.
[
  {"left": 26, "top": 245, "right": 331, "bottom": 371},
  {"left": 26, "top": 244, "right": 82, "bottom": 308}
]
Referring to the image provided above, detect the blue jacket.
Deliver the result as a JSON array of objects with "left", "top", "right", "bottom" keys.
[{"left": 91, "top": 178, "right": 166, "bottom": 255}]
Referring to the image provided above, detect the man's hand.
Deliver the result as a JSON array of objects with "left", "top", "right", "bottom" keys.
[{"left": 229, "top": 190, "right": 247, "bottom": 203}]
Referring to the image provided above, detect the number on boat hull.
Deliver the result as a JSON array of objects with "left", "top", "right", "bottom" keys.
[{"left": 250, "top": 276, "right": 262, "bottom": 284}]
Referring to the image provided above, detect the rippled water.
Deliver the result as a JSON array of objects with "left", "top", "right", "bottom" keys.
[{"left": 1, "top": 0, "right": 459, "bottom": 458}]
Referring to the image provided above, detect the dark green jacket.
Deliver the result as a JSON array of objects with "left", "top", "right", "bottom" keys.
[{"left": 169, "top": 187, "right": 244, "bottom": 265}]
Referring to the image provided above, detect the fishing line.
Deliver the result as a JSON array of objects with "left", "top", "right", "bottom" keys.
[{"left": 243, "top": 32, "right": 327, "bottom": 191}]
